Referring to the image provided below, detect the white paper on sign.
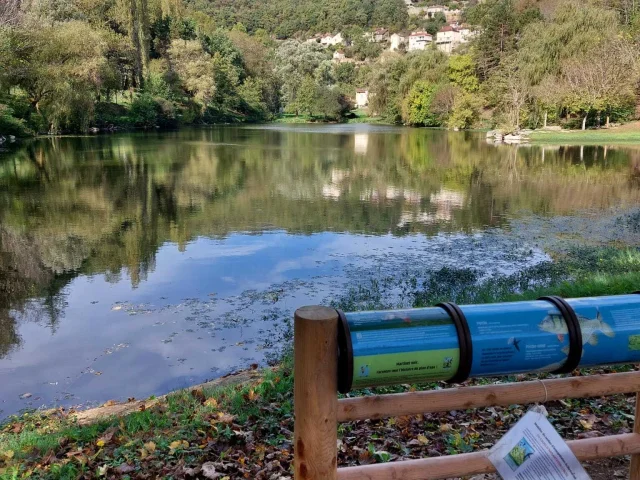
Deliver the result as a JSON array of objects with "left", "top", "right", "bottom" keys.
[{"left": 487, "top": 411, "right": 591, "bottom": 480}]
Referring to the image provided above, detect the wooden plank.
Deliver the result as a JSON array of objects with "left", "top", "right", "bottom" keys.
[
  {"left": 338, "top": 372, "right": 640, "bottom": 422},
  {"left": 294, "top": 306, "right": 339, "bottom": 480},
  {"left": 337, "top": 433, "right": 640, "bottom": 480},
  {"left": 630, "top": 393, "right": 640, "bottom": 480}
]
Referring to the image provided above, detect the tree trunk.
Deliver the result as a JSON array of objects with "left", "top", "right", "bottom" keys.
[
  {"left": 582, "top": 115, "right": 587, "bottom": 131},
  {"left": 543, "top": 111, "right": 548, "bottom": 129},
  {"left": 606, "top": 115, "right": 610, "bottom": 128}
]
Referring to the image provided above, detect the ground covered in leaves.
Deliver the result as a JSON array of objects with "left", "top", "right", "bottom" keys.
[
  {"left": 0, "top": 359, "right": 637, "bottom": 480},
  {"left": 3, "top": 245, "right": 640, "bottom": 479}
]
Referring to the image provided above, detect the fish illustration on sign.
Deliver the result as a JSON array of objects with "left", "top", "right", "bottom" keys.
[
  {"left": 383, "top": 313, "right": 412, "bottom": 324},
  {"left": 508, "top": 337, "right": 521, "bottom": 352},
  {"left": 539, "top": 309, "right": 615, "bottom": 347}
]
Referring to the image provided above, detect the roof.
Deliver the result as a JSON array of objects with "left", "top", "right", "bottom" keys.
[
  {"left": 439, "top": 25, "right": 459, "bottom": 32},
  {"left": 356, "top": 88, "right": 369, "bottom": 93},
  {"left": 410, "top": 31, "right": 432, "bottom": 37},
  {"left": 374, "top": 28, "right": 389, "bottom": 34}
]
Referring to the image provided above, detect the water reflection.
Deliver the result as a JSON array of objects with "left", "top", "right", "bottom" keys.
[{"left": 0, "top": 125, "right": 639, "bottom": 415}]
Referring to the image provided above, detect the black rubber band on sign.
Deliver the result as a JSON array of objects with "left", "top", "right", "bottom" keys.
[
  {"left": 437, "top": 302, "right": 472, "bottom": 384},
  {"left": 336, "top": 309, "right": 353, "bottom": 394},
  {"left": 538, "top": 296, "right": 582, "bottom": 374}
]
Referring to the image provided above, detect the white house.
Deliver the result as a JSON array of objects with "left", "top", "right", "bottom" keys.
[
  {"left": 320, "top": 32, "right": 345, "bottom": 47},
  {"left": 355, "top": 88, "right": 369, "bottom": 108},
  {"left": 408, "top": 31, "right": 432, "bottom": 51},
  {"left": 389, "top": 33, "right": 408, "bottom": 51},
  {"left": 332, "top": 50, "right": 346, "bottom": 62},
  {"left": 436, "top": 25, "right": 462, "bottom": 54}
]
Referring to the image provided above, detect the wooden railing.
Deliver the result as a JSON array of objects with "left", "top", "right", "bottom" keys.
[{"left": 293, "top": 306, "right": 640, "bottom": 480}]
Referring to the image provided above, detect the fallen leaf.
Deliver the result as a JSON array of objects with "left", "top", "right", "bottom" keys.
[
  {"left": 202, "top": 462, "right": 221, "bottom": 479},
  {"left": 116, "top": 463, "right": 135, "bottom": 474},
  {"left": 191, "top": 388, "right": 205, "bottom": 403},
  {"left": 204, "top": 398, "right": 218, "bottom": 408},
  {"left": 439, "top": 423, "right": 452, "bottom": 432},
  {"left": 169, "top": 440, "right": 189, "bottom": 453},
  {"left": 97, "top": 465, "right": 108, "bottom": 476},
  {"left": 0, "top": 450, "right": 14, "bottom": 460},
  {"left": 96, "top": 427, "right": 117, "bottom": 448},
  {"left": 11, "top": 423, "right": 23, "bottom": 434},
  {"left": 417, "top": 434, "right": 430, "bottom": 445},
  {"left": 143, "top": 441, "right": 156, "bottom": 453},
  {"left": 216, "top": 413, "right": 236, "bottom": 424}
]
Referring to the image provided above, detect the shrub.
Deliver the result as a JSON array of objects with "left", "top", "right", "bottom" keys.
[{"left": 0, "top": 104, "right": 32, "bottom": 137}]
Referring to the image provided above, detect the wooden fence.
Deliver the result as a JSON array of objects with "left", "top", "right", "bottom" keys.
[{"left": 293, "top": 306, "right": 640, "bottom": 480}]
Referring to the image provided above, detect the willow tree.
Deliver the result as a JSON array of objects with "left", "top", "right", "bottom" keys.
[{"left": 560, "top": 40, "right": 638, "bottom": 130}]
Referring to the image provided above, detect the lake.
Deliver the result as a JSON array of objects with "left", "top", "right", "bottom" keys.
[{"left": 1, "top": 124, "right": 640, "bottom": 418}]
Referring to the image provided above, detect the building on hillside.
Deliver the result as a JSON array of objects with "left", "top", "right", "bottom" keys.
[
  {"left": 436, "top": 25, "right": 462, "bottom": 54},
  {"left": 408, "top": 31, "right": 432, "bottom": 51},
  {"left": 333, "top": 50, "right": 346, "bottom": 62},
  {"left": 445, "top": 9, "right": 462, "bottom": 22},
  {"left": 457, "top": 24, "right": 475, "bottom": 42},
  {"left": 355, "top": 88, "right": 370, "bottom": 108},
  {"left": 373, "top": 28, "right": 389, "bottom": 42},
  {"left": 389, "top": 33, "right": 408, "bottom": 51},
  {"left": 306, "top": 34, "right": 322, "bottom": 44},
  {"left": 426, "top": 5, "right": 447, "bottom": 18},
  {"left": 320, "top": 32, "right": 345, "bottom": 47}
]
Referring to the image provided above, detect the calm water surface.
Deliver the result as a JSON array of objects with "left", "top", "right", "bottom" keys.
[{"left": 1, "top": 124, "right": 639, "bottom": 417}]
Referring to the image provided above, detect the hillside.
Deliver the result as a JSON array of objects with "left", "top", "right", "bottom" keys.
[{"left": 185, "top": 0, "right": 409, "bottom": 37}]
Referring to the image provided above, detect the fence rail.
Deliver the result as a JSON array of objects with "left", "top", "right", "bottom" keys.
[{"left": 293, "top": 305, "right": 640, "bottom": 480}]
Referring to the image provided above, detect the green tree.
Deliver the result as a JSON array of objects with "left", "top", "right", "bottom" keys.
[
  {"left": 273, "top": 40, "right": 327, "bottom": 112},
  {"left": 448, "top": 54, "right": 479, "bottom": 93},
  {"left": 403, "top": 81, "right": 439, "bottom": 126}
]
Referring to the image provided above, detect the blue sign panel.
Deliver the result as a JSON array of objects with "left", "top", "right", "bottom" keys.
[
  {"left": 461, "top": 301, "right": 570, "bottom": 377},
  {"left": 567, "top": 294, "right": 640, "bottom": 367}
]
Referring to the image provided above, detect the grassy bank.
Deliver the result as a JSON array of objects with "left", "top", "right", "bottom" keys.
[
  {"left": 2, "top": 245, "right": 640, "bottom": 479},
  {"left": 530, "top": 128, "right": 640, "bottom": 145},
  {"left": 273, "top": 110, "right": 387, "bottom": 125}
]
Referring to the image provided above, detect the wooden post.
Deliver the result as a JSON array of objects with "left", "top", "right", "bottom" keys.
[
  {"left": 294, "top": 306, "right": 339, "bottom": 480},
  {"left": 631, "top": 392, "right": 640, "bottom": 480}
]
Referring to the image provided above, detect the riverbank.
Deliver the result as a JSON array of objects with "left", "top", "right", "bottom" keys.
[
  {"left": 2, "top": 244, "right": 640, "bottom": 479},
  {"left": 530, "top": 124, "right": 640, "bottom": 145}
]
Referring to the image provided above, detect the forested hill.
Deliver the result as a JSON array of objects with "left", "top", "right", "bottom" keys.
[{"left": 185, "top": 0, "right": 409, "bottom": 37}]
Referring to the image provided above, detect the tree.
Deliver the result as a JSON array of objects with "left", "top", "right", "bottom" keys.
[
  {"left": 273, "top": 40, "right": 327, "bottom": 112},
  {"left": 128, "top": 0, "right": 151, "bottom": 87},
  {"left": 448, "top": 92, "right": 480, "bottom": 129},
  {"left": 1, "top": 20, "right": 115, "bottom": 132},
  {"left": 168, "top": 39, "right": 215, "bottom": 108},
  {"left": 403, "top": 81, "right": 439, "bottom": 126},
  {"left": 465, "top": 0, "right": 541, "bottom": 79},
  {"left": 488, "top": 58, "right": 529, "bottom": 131},
  {"left": 448, "top": 54, "right": 479, "bottom": 93},
  {"left": 560, "top": 40, "right": 638, "bottom": 130},
  {"left": 517, "top": 1, "right": 620, "bottom": 85},
  {"left": 293, "top": 75, "right": 316, "bottom": 115}
]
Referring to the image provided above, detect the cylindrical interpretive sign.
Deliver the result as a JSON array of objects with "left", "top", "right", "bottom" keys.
[
  {"left": 338, "top": 308, "right": 462, "bottom": 392},
  {"left": 336, "top": 293, "right": 640, "bottom": 393}
]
